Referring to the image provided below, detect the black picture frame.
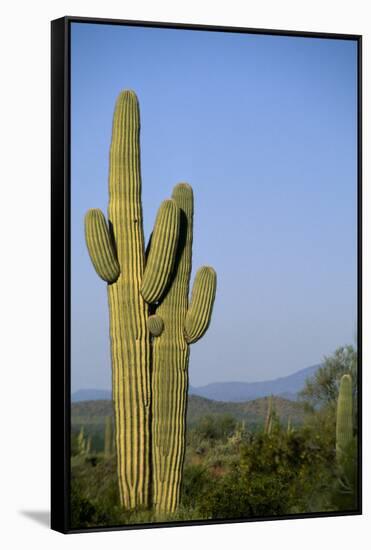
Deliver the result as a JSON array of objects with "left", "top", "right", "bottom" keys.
[{"left": 51, "top": 15, "right": 362, "bottom": 534}]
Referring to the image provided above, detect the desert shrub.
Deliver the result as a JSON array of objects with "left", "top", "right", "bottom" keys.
[
  {"left": 181, "top": 463, "right": 214, "bottom": 510},
  {"left": 192, "top": 414, "right": 237, "bottom": 442},
  {"left": 70, "top": 478, "right": 116, "bottom": 529},
  {"left": 330, "top": 436, "right": 358, "bottom": 512},
  {"left": 194, "top": 422, "right": 339, "bottom": 520},
  {"left": 197, "top": 470, "right": 251, "bottom": 519}
]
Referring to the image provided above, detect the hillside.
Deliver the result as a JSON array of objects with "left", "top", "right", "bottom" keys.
[
  {"left": 186, "top": 394, "right": 305, "bottom": 426},
  {"left": 72, "top": 394, "right": 305, "bottom": 431},
  {"left": 72, "top": 364, "right": 320, "bottom": 403}
]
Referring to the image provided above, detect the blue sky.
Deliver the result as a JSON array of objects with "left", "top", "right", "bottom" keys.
[{"left": 71, "top": 22, "right": 357, "bottom": 392}]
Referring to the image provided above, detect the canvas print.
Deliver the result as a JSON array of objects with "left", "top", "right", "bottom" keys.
[{"left": 68, "top": 20, "right": 360, "bottom": 530}]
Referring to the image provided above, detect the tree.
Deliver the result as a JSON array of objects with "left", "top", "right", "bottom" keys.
[{"left": 299, "top": 346, "right": 357, "bottom": 410}]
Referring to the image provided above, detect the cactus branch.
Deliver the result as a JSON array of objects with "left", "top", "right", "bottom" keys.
[
  {"left": 141, "top": 199, "right": 180, "bottom": 304},
  {"left": 185, "top": 266, "right": 217, "bottom": 343},
  {"left": 85, "top": 209, "right": 120, "bottom": 283},
  {"left": 147, "top": 315, "right": 164, "bottom": 336}
]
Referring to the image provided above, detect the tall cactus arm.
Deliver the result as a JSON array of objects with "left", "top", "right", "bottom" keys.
[
  {"left": 84, "top": 208, "right": 120, "bottom": 283},
  {"left": 141, "top": 199, "right": 180, "bottom": 304},
  {"left": 184, "top": 266, "right": 217, "bottom": 344}
]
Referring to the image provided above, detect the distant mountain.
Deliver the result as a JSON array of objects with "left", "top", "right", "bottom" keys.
[
  {"left": 71, "top": 395, "right": 305, "bottom": 430},
  {"left": 72, "top": 364, "right": 321, "bottom": 403},
  {"left": 71, "top": 389, "right": 111, "bottom": 402},
  {"left": 188, "top": 364, "right": 321, "bottom": 402}
]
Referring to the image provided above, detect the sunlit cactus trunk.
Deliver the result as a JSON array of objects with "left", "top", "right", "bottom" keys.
[
  {"left": 106, "top": 92, "right": 151, "bottom": 508},
  {"left": 85, "top": 92, "right": 155, "bottom": 508}
]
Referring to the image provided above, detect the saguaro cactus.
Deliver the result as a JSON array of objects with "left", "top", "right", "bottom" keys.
[
  {"left": 104, "top": 415, "right": 113, "bottom": 459},
  {"left": 86, "top": 435, "right": 92, "bottom": 455},
  {"left": 77, "top": 426, "right": 88, "bottom": 456},
  {"left": 287, "top": 416, "right": 294, "bottom": 436},
  {"left": 336, "top": 373, "right": 353, "bottom": 461},
  {"left": 264, "top": 395, "right": 274, "bottom": 435},
  {"left": 85, "top": 91, "right": 181, "bottom": 509},
  {"left": 84, "top": 90, "right": 216, "bottom": 512},
  {"left": 150, "top": 184, "right": 217, "bottom": 512}
]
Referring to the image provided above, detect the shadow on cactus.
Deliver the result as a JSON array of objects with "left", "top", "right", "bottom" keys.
[{"left": 84, "top": 90, "right": 217, "bottom": 513}]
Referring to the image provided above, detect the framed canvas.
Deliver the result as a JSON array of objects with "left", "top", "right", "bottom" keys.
[{"left": 51, "top": 16, "right": 362, "bottom": 533}]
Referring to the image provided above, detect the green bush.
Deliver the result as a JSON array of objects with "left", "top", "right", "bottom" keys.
[
  {"left": 193, "top": 414, "right": 237, "bottom": 442},
  {"left": 193, "top": 423, "right": 339, "bottom": 519},
  {"left": 181, "top": 464, "right": 214, "bottom": 511},
  {"left": 71, "top": 346, "right": 359, "bottom": 527}
]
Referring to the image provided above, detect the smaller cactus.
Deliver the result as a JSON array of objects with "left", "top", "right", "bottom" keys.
[
  {"left": 264, "top": 396, "right": 273, "bottom": 435},
  {"left": 104, "top": 416, "right": 113, "bottom": 459},
  {"left": 77, "top": 426, "right": 88, "bottom": 455},
  {"left": 287, "top": 416, "right": 294, "bottom": 436},
  {"left": 86, "top": 436, "right": 92, "bottom": 455},
  {"left": 336, "top": 373, "right": 353, "bottom": 461}
]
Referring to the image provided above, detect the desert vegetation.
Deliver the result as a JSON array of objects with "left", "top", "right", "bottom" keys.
[{"left": 70, "top": 345, "right": 358, "bottom": 529}]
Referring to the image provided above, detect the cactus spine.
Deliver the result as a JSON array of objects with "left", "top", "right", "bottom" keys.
[
  {"left": 336, "top": 374, "right": 353, "bottom": 461},
  {"left": 85, "top": 90, "right": 216, "bottom": 512}
]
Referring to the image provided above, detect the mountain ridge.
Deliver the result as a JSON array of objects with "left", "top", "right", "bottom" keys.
[
  {"left": 72, "top": 364, "right": 320, "bottom": 403},
  {"left": 188, "top": 364, "right": 320, "bottom": 402}
]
